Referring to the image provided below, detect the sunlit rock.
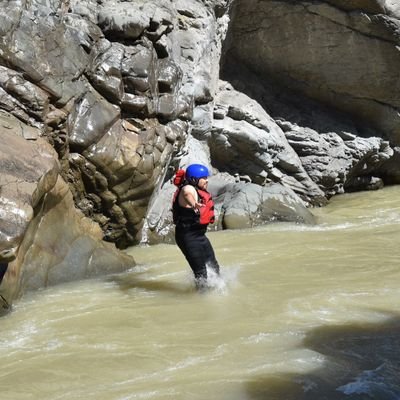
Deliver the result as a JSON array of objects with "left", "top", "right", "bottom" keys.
[
  {"left": 0, "top": 177, "right": 133, "bottom": 303},
  {"left": 217, "top": 182, "right": 316, "bottom": 230},
  {"left": 0, "top": 116, "right": 58, "bottom": 263},
  {"left": 0, "top": 116, "right": 134, "bottom": 311}
]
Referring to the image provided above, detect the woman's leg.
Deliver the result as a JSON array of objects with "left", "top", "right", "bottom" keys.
[
  {"left": 175, "top": 228, "right": 208, "bottom": 281},
  {"left": 203, "top": 236, "right": 220, "bottom": 275}
]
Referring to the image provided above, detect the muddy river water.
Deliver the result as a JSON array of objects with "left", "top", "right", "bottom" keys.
[{"left": 1, "top": 186, "right": 400, "bottom": 400}]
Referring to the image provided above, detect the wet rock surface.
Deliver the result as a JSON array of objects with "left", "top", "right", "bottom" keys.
[{"left": 0, "top": 116, "right": 134, "bottom": 310}]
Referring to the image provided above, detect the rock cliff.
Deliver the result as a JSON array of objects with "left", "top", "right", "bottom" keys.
[{"left": 0, "top": 0, "right": 399, "bottom": 309}]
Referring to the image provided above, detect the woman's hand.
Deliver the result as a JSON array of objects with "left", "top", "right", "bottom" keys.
[{"left": 192, "top": 201, "right": 204, "bottom": 214}]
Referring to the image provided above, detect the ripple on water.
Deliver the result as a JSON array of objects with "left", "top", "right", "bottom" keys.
[{"left": 1, "top": 187, "right": 400, "bottom": 400}]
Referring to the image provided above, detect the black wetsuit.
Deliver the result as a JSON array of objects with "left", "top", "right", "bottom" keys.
[{"left": 173, "top": 188, "right": 220, "bottom": 285}]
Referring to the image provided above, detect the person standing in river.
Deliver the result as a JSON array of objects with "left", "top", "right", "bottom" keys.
[{"left": 172, "top": 164, "right": 220, "bottom": 290}]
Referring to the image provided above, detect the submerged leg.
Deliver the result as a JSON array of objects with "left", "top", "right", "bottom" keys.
[
  {"left": 175, "top": 228, "right": 220, "bottom": 290},
  {"left": 175, "top": 228, "right": 208, "bottom": 281},
  {"left": 203, "top": 236, "right": 220, "bottom": 275},
  {"left": 194, "top": 277, "right": 208, "bottom": 292}
]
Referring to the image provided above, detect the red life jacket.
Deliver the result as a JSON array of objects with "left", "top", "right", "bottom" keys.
[
  {"left": 197, "top": 188, "right": 215, "bottom": 225},
  {"left": 172, "top": 175, "right": 215, "bottom": 226}
]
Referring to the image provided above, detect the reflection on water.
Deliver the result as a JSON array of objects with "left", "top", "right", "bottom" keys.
[{"left": 1, "top": 186, "right": 400, "bottom": 400}]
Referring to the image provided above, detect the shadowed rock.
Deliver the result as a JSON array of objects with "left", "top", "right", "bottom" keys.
[
  {"left": 210, "top": 81, "right": 326, "bottom": 205},
  {"left": 225, "top": 0, "right": 400, "bottom": 145}
]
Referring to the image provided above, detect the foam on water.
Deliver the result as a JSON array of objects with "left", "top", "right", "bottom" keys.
[
  {"left": 204, "top": 263, "right": 241, "bottom": 294},
  {"left": 2, "top": 186, "right": 400, "bottom": 400}
]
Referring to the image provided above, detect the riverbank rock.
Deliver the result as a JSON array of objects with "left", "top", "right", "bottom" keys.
[
  {"left": 215, "top": 182, "right": 316, "bottom": 229},
  {"left": 0, "top": 0, "right": 232, "bottom": 248},
  {"left": 0, "top": 120, "right": 133, "bottom": 313},
  {"left": 2, "top": 0, "right": 398, "bottom": 246}
]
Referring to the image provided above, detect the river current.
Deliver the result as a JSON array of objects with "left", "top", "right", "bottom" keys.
[{"left": 1, "top": 186, "right": 400, "bottom": 400}]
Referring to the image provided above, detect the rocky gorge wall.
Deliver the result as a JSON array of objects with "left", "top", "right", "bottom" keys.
[
  {"left": 0, "top": 0, "right": 399, "bottom": 310},
  {"left": 222, "top": 0, "right": 400, "bottom": 189}
]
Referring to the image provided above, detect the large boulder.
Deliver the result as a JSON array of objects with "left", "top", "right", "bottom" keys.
[
  {"left": 0, "top": 177, "right": 134, "bottom": 306},
  {"left": 0, "top": 116, "right": 133, "bottom": 313},
  {"left": 216, "top": 182, "right": 316, "bottom": 229},
  {"left": 0, "top": 113, "right": 59, "bottom": 263}
]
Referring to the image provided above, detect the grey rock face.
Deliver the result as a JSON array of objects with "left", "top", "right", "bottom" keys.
[
  {"left": 210, "top": 81, "right": 326, "bottom": 205},
  {"left": 221, "top": 56, "right": 396, "bottom": 198},
  {"left": 217, "top": 182, "right": 316, "bottom": 230},
  {"left": 0, "top": 0, "right": 233, "bottom": 306},
  {"left": 0, "top": 0, "right": 222, "bottom": 248},
  {"left": 226, "top": 0, "right": 400, "bottom": 146}
]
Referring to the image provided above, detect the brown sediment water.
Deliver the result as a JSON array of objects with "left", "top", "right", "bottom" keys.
[{"left": 1, "top": 186, "right": 400, "bottom": 400}]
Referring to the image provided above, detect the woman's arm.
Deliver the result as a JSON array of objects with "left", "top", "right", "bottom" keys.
[{"left": 179, "top": 185, "right": 202, "bottom": 212}]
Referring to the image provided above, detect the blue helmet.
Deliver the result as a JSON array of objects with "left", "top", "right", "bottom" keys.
[{"left": 185, "top": 164, "right": 209, "bottom": 183}]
